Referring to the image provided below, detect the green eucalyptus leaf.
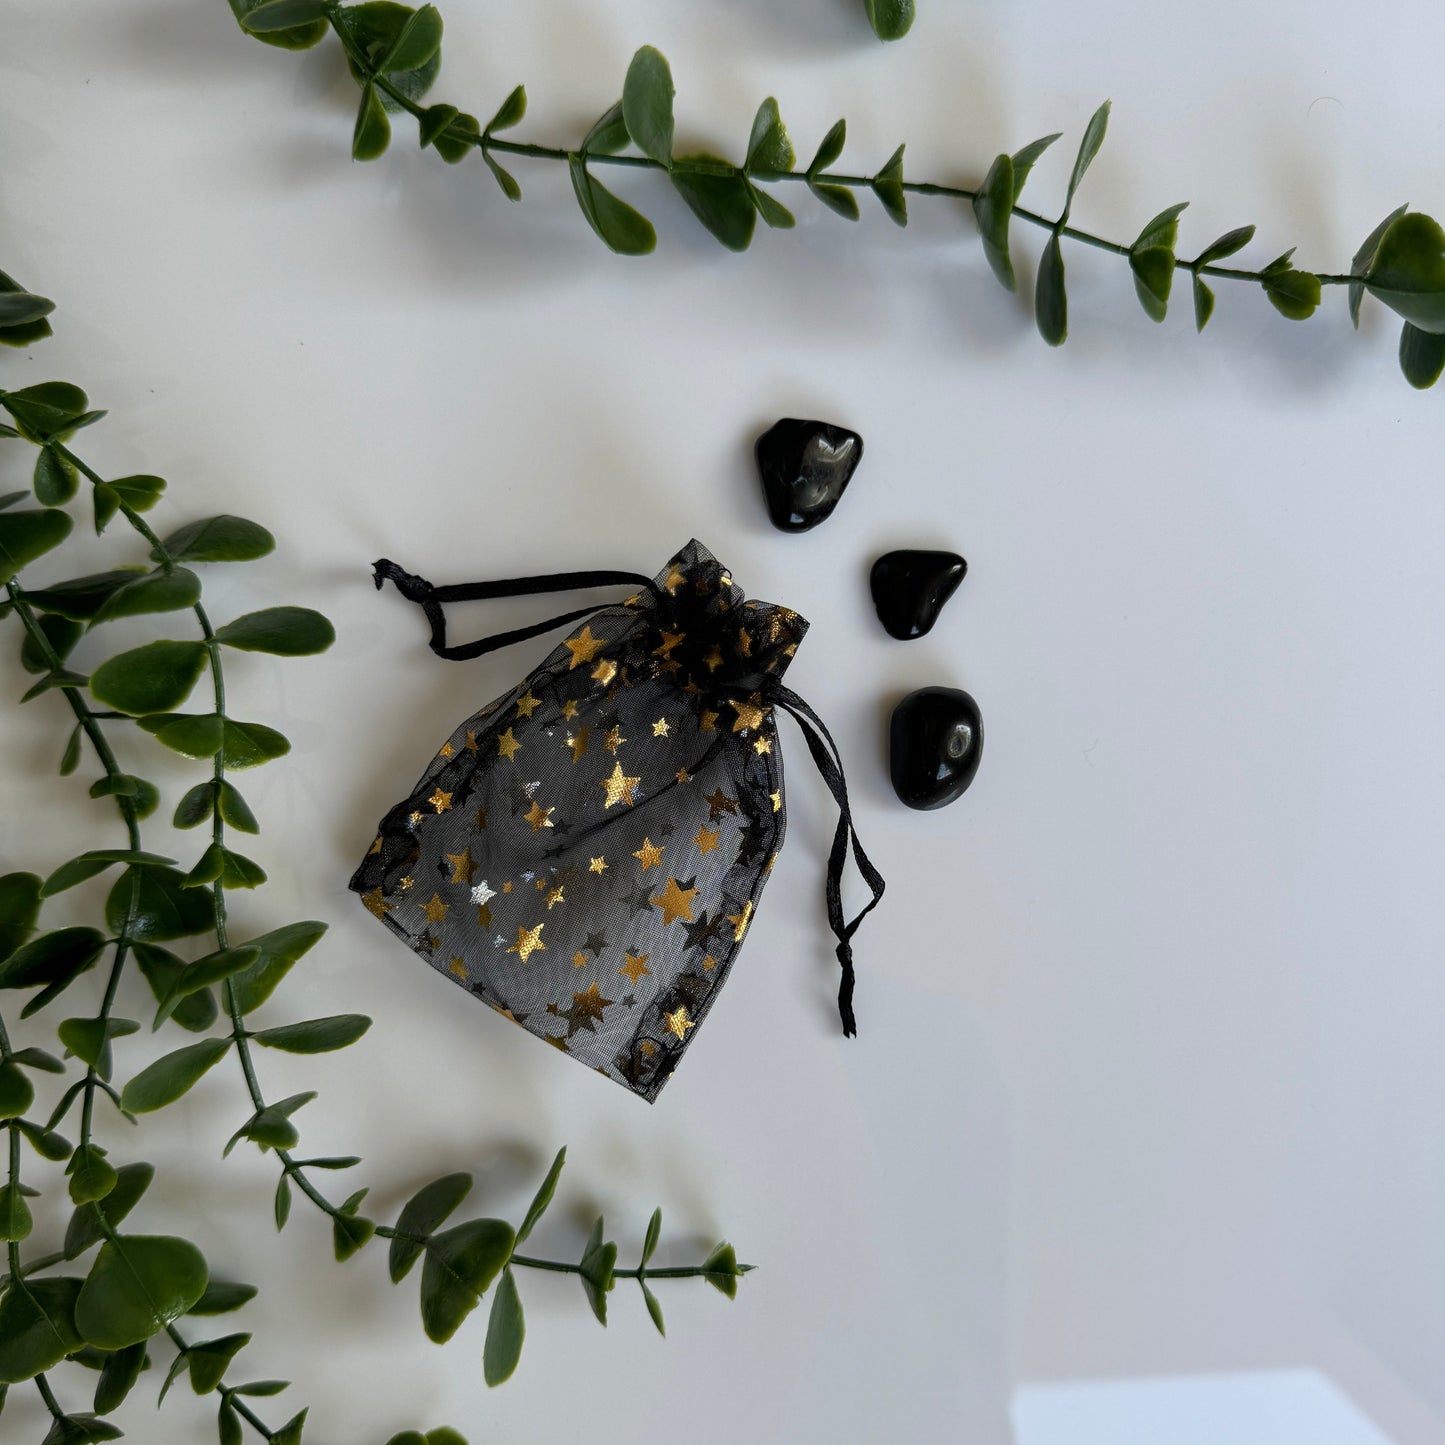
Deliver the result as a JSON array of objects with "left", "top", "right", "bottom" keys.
[
  {"left": 136, "top": 711, "right": 223, "bottom": 759},
  {"left": 229, "top": 0, "right": 327, "bottom": 47},
  {"left": 671, "top": 159, "right": 756, "bottom": 251},
  {"left": 864, "top": 0, "right": 915, "bottom": 40},
  {"left": 641, "top": 1206, "right": 662, "bottom": 1267},
  {"left": 92, "top": 482, "right": 119, "bottom": 534},
  {"left": 59, "top": 723, "right": 83, "bottom": 775},
  {"left": 88, "top": 566, "right": 202, "bottom": 624},
  {"left": 188, "top": 1332, "right": 251, "bottom": 1394},
  {"left": 1399, "top": 320, "right": 1445, "bottom": 389},
  {"left": 0, "top": 506, "right": 73, "bottom": 582},
  {"left": 20, "top": 614, "right": 83, "bottom": 673},
  {"left": 342, "top": 1, "right": 442, "bottom": 104},
  {"left": 272, "top": 1409, "right": 307, "bottom": 1445},
  {"left": 107, "top": 864, "right": 214, "bottom": 942},
  {"left": 173, "top": 780, "right": 216, "bottom": 830},
  {"left": 582, "top": 101, "right": 630, "bottom": 158},
  {"left": 483, "top": 153, "right": 521, "bottom": 200},
  {"left": 20, "top": 668, "right": 88, "bottom": 703},
  {"left": 34, "top": 446, "right": 78, "bottom": 507},
  {"left": 702, "top": 1240, "right": 742, "bottom": 1298},
  {"left": 1, "top": 382, "right": 90, "bottom": 442},
  {"left": 0, "top": 871, "right": 42, "bottom": 961},
  {"left": 274, "top": 1174, "right": 292, "bottom": 1231},
  {"left": 1194, "top": 223, "right": 1256, "bottom": 268},
  {"left": 641, "top": 1279, "right": 665, "bottom": 1336},
  {"left": 871, "top": 144, "right": 907, "bottom": 227},
  {"left": 229, "top": 919, "right": 327, "bottom": 1014},
  {"left": 92, "top": 1339, "right": 147, "bottom": 1414},
  {"left": 808, "top": 180, "right": 860, "bottom": 222},
  {"left": 1348, "top": 205, "right": 1407, "bottom": 327},
  {"left": 218, "top": 781, "right": 260, "bottom": 834},
  {"left": 418, "top": 103, "right": 458, "bottom": 147},
  {"left": 973, "top": 152, "right": 1017, "bottom": 290},
  {"left": 66, "top": 1145, "right": 118, "bottom": 1206},
  {"left": 1261, "top": 261, "right": 1322, "bottom": 320},
  {"left": 1061, "top": 100, "right": 1111, "bottom": 223},
  {"left": 154, "top": 515, "right": 274, "bottom": 564},
  {"left": 214, "top": 606, "right": 335, "bottom": 655},
  {"left": 189, "top": 1281, "right": 259, "bottom": 1316},
  {"left": 237, "top": 0, "right": 329, "bottom": 32},
  {"left": 0, "top": 1277, "right": 84, "bottom": 1384},
  {"left": 64, "top": 1164, "right": 154, "bottom": 1259},
  {"left": 748, "top": 184, "right": 795, "bottom": 230},
  {"left": 1363, "top": 210, "right": 1445, "bottom": 333},
  {"left": 18, "top": 1120, "right": 74, "bottom": 1161},
  {"left": 1010, "top": 133, "right": 1061, "bottom": 199},
  {"left": 0, "top": 291, "right": 54, "bottom": 327},
  {"left": 183, "top": 841, "right": 224, "bottom": 889},
  {"left": 0, "top": 1183, "right": 34, "bottom": 1241},
  {"left": 333, "top": 1211, "right": 376, "bottom": 1261},
  {"left": 379, "top": 3, "right": 441, "bottom": 72},
  {"left": 482, "top": 1266, "right": 525, "bottom": 1387},
  {"left": 745, "top": 98, "right": 794, "bottom": 174},
  {"left": 1035, "top": 232, "right": 1068, "bottom": 346},
  {"left": 484, "top": 85, "right": 526, "bottom": 135},
  {"left": 0, "top": 271, "right": 54, "bottom": 348},
  {"left": 42, "top": 1412, "right": 125, "bottom": 1443},
  {"left": 11, "top": 1045, "right": 66, "bottom": 1072},
  {"left": 353, "top": 83, "right": 392, "bottom": 162},
  {"left": 107, "top": 474, "right": 165, "bottom": 512},
  {"left": 389, "top": 1171, "right": 473, "bottom": 1282},
  {"left": 133, "top": 942, "right": 218, "bottom": 1034},
  {"left": 57, "top": 1015, "right": 140, "bottom": 1079},
  {"left": 232, "top": 1379, "right": 289, "bottom": 1396},
  {"left": 419, "top": 1218, "right": 515, "bottom": 1341},
  {"left": 809, "top": 119, "right": 847, "bottom": 176},
  {"left": 622, "top": 46, "right": 674, "bottom": 167},
  {"left": 24, "top": 569, "right": 145, "bottom": 621},
  {"left": 118, "top": 1038, "right": 229, "bottom": 1114},
  {"left": 0, "top": 1060, "right": 34, "bottom": 1118},
  {"left": 153, "top": 946, "right": 260, "bottom": 1028},
  {"left": 578, "top": 1217, "right": 617, "bottom": 1325},
  {"left": 1129, "top": 202, "right": 1187, "bottom": 322},
  {"left": 514, "top": 1146, "right": 565, "bottom": 1245},
  {"left": 90, "top": 639, "right": 209, "bottom": 714},
  {"left": 432, "top": 111, "right": 479, "bottom": 165},
  {"left": 424, "top": 1433, "right": 467, "bottom": 1445},
  {"left": 90, "top": 774, "right": 160, "bottom": 821},
  {"left": 569, "top": 157, "right": 657, "bottom": 255},
  {"left": 226, "top": 1091, "right": 317, "bottom": 1157},
  {"left": 76, "top": 1235, "right": 209, "bottom": 1350},
  {"left": 252, "top": 1014, "right": 372, "bottom": 1053},
  {"left": 0, "top": 926, "right": 105, "bottom": 992}
]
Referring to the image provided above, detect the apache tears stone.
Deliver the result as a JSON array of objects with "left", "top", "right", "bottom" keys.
[
  {"left": 888, "top": 687, "right": 983, "bottom": 810},
  {"left": 870, "top": 550, "right": 967, "bottom": 640},
  {"left": 755, "top": 418, "right": 864, "bottom": 532}
]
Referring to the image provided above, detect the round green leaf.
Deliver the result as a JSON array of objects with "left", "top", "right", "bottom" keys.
[
  {"left": 251, "top": 1014, "right": 372, "bottom": 1053},
  {"left": 568, "top": 158, "right": 656, "bottom": 256},
  {"left": 90, "top": 640, "right": 209, "bottom": 715},
  {"left": 1364, "top": 211, "right": 1445, "bottom": 333},
  {"left": 864, "top": 0, "right": 915, "bottom": 40},
  {"left": 118, "top": 1038, "right": 230, "bottom": 1114},
  {"left": 389, "top": 1171, "right": 473, "bottom": 1282},
  {"left": 670, "top": 159, "right": 756, "bottom": 252},
  {"left": 89, "top": 567, "right": 201, "bottom": 624},
  {"left": 0, "top": 926, "right": 105, "bottom": 991},
  {"left": 379, "top": 2, "right": 441, "bottom": 72},
  {"left": 641, "top": 1205, "right": 662, "bottom": 1267},
  {"left": 93, "top": 1339, "right": 148, "bottom": 1414},
  {"left": 642, "top": 1279, "right": 666, "bottom": 1336},
  {"left": 1399, "top": 320, "right": 1445, "bottom": 389},
  {"left": 701, "top": 1240, "right": 741, "bottom": 1299},
  {"left": 75, "top": 1235, "right": 209, "bottom": 1349},
  {"left": 214, "top": 606, "right": 335, "bottom": 655},
  {"left": 622, "top": 46, "right": 674, "bottom": 167},
  {"left": 420, "top": 1218, "right": 515, "bottom": 1341},
  {"left": 20, "top": 613, "right": 83, "bottom": 674},
  {"left": 0, "top": 1277, "right": 84, "bottom": 1383},
  {"left": 154, "top": 515, "right": 274, "bottom": 564},
  {"left": 1, "top": 382, "right": 89, "bottom": 441},
  {"left": 353, "top": 83, "right": 392, "bottom": 162},
  {"left": 106, "top": 864, "right": 213, "bottom": 942},
  {"left": 34, "top": 446, "right": 78, "bottom": 507},
  {"left": 0, "top": 1060, "right": 34, "bottom": 1118},
  {"left": 188, "top": 1280, "right": 259, "bottom": 1316},
  {"left": 514, "top": 1147, "right": 565, "bottom": 1246},
  {"left": 809, "top": 118, "right": 846, "bottom": 175},
  {"left": 342, "top": 2, "right": 442, "bottom": 104},
  {"left": 235, "top": 0, "right": 329, "bottom": 31},
  {"left": 972, "top": 153, "right": 1017, "bottom": 291},
  {"left": 65, "top": 1162, "right": 156, "bottom": 1258},
  {"left": 0, "top": 871, "right": 42, "bottom": 961},
  {"left": 137, "top": 712, "right": 224, "bottom": 760},
  {"left": 745, "top": 97, "right": 794, "bottom": 175},
  {"left": 66, "top": 1145, "right": 118, "bottom": 1206},
  {"left": 228, "top": 919, "right": 328, "bottom": 1015},
  {"left": 1035, "top": 233, "right": 1068, "bottom": 346},
  {"left": 229, "top": 0, "right": 327, "bottom": 46},
  {"left": 0, "top": 506, "right": 73, "bottom": 582},
  {"left": 482, "top": 1266, "right": 525, "bottom": 1387},
  {"left": 0, "top": 291, "right": 54, "bottom": 327}
]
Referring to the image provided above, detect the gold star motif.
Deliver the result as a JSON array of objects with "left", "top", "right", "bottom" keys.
[
  {"left": 729, "top": 695, "right": 766, "bottom": 733},
  {"left": 368, "top": 836, "right": 383, "bottom": 855},
  {"left": 700, "top": 710, "right": 718, "bottom": 733},
  {"left": 439, "top": 742, "right": 455, "bottom": 758},
  {"left": 448, "top": 956, "right": 468, "bottom": 979},
  {"left": 524, "top": 800, "right": 555, "bottom": 832},
  {"left": 446, "top": 847, "right": 477, "bottom": 885},
  {"left": 422, "top": 893, "right": 450, "bottom": 924},
  {"left": 674, "top": 767, "right": 691, "bottom": 785},
  {"left": 515, "top": 691, "right": 541, "bottom": 718},
  {"left": 693, "top": 825, "right": 721, "bottom": 856},
  {"left": 535, "top": 877, "right": 548, "bottom": 891},
  {"left": 573, "top": 981, "right": 613, "bottom": 1022},
  {"left": 619, "top": 951, "right": 652, "bottom": 984},
  {"left": 573, "top": 950, "right": 589, "bottom": 969},
  {"left": 703, "top": 646, "right": 724, "bottom": 672},
  {"left": 653, "top": 630, "right": 685, "bottom": 659},
  {"left": 652, "top": 717, "right": 670, "bottom": 738},
  {"left": 702, "top": 954, "right": 717, "bottom": 971},
  {"left": 428, "top": 787, "right": 453, "bottom": 813},
  {"left": 704, "top": 787, "right": 738, "bottom": 820},
  {"left": 599, "top": 762, "right": 641, "bottom": 809},
  {"left": 502, "top": 880, "right": 513, "bottom": 893},
  {"left": 662, "top": 564, "right": 686, "bottom": 595},
  {"left": 400, "top": 876, "right": 414, "bottom": 890},
  {"left": 651, "top": 877, "right": 699, "bottom": 927},
  {"left": 361, "top": 888, "right": 392, "bottom": 918},
  {"left": 765, "top": 852, "right": 778, "bottom": 873},
  {"left": 464, "top": 731, "right": 480, "bottom": 753},
  {"left": 728, "top": 900, "right": 753, "bottom": 941},
  {"left": 476, "top": 902, "right": 492, "bottom": 928},
  {"left": 409, "top": 810, "right": 423, "bottom": 827},
  {"left": 770, "top": 790, "right": 782, "bottom": 813},
  {"left": 544, "top": 1034, "right": 569, "bottom": 1052},
  {"left": 753, "top": 735, "right": 772, "bottom": 755},
  {"left": 662, "top": 1005, "right": 695, "bottom": 1041},
  {"left": 639, "top": 1039, "right": 658, "bottom": 1058},
  {"left": 604, "top": 725, "right": 625, "bottom": 754},
  {"left": 564, "top": 625, "right": 604, "bottom": 669},
  {"left": 473, "top": 804, "right": 488, "bottom": 829},
  {"left": 632, "top": 837, "right": 665, "bottom": 871},
  {"left": 497, "top": 728, "right": 522, "bottom": 761},
  {"left": 561, "top": 699, "right": 580, "bottom": 720},
  {"left": 737, "top": 627, "right": 753, "bottom": 657},
  {"left": 506, "top": 923, "right": 546, "bottom": 963},
  {"left": 566, "top": 726, "right": 591, "bottom": 762},
  {"left": 592, "top": 658, "right": 617, "bottom": 686},
  {"left": 545, "top": 885, "right": 566, "bottom": 910},
  {"left": 589, "top": 855, "right": 608, "bottom": 875}
]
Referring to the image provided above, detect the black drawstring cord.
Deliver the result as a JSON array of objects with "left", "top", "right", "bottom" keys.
[
  {"left": 372, "top": 558, "right": 657, "bottom": 661},
  {"left": 372, "top": 558, "right": 884, "bottom": 1035},
  {"left": 763, "top": 680, "right": 885, "bottom": 1037}
]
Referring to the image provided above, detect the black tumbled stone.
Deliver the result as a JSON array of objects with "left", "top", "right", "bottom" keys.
[
  {"left": 888, "top": 687, "right": 983, "bottom": 810},
  {"left": 870, "top": 549, "right": 967, "bottom": 640},
  {"left": 754, "top": 418, "right": 864, "bottom": 532}
]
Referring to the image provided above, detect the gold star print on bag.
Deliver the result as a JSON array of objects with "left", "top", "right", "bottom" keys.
[{"left": 350, "top": 540, "right": 884, "bottom": 1102}]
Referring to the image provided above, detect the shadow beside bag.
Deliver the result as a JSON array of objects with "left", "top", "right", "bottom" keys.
[{"left": 349, "top": 539, "right": 884, "bottom": 1102}]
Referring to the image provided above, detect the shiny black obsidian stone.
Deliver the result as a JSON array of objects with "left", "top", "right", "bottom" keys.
[
  {"left": 869, "top": 550, "right": 967, "bottom": 640},
  {"left": 754, "top": 418, "right": 864, "bottom": 532},
  {"left": 888, "top": 687, "right": 983, "bottom": 810}
]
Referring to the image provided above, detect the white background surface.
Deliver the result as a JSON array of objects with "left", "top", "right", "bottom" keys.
[{"left": 3, "top": 2, "right": 1444, "bottom": 1441}]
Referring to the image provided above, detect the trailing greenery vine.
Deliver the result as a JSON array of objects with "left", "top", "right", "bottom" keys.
[
  {"left": 228, "top": 0, "right": 1445, "bottom": 388},
  {"left": 0, "top": 273, "right": 748, "bottom": 1444}
]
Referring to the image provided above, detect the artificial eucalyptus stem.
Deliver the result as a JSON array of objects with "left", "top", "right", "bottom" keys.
[{"left": 231, "top": 1, "right": 1445, "bottom": 387}]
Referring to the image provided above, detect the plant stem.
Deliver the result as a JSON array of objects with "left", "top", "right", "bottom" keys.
[{"left": 34, "top": 1370, "right": 65, "bottom": 1419}]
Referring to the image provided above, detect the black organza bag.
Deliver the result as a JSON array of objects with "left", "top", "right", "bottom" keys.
[{"left": 349, "top": 539, "right": 883, "bottom": 1101}]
